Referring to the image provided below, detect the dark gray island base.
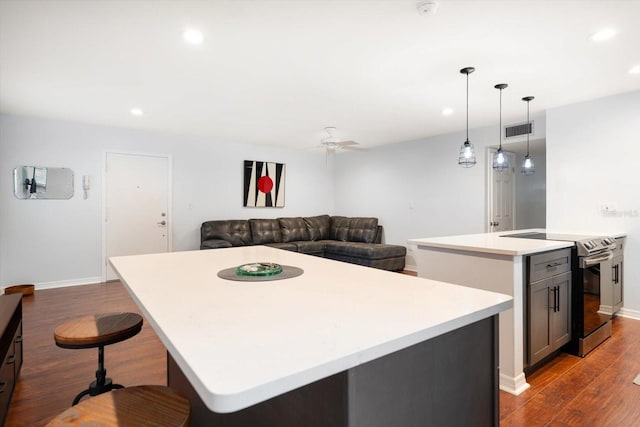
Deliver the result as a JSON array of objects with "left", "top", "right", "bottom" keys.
[{"left": 168, "top": 316, "right": 499, "bottom": 427}]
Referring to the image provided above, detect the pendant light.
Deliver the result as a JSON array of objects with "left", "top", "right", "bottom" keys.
[
  {"left": 458, "top": 67, "right": 476, "bottom": 168},
  {"left": 521, "top": 96, "right": 535, "bottom": 175},
  {"left": 492, "top": 83, "right": 509, "bottom": 172}
]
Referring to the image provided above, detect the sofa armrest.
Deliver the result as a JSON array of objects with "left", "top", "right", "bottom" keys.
[{"left": 201, "top": 239, "right": 233, "bottom": 250}]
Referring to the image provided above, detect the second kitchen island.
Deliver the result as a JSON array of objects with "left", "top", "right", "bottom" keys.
[{"left": 409, "top": 231, "right": 574, "bottom": 395}]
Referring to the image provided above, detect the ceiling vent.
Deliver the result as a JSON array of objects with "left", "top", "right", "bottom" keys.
[{"left": 504, "top": 120, "right": 535, "bottom": 140}]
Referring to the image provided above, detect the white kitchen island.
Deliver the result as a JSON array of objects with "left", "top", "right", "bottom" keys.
[
  {"left": 408, "top": 231, "right": 574, "bottom": 395},
  {"left": 111, "top": 245, "right": 512, "bottom": 426}
]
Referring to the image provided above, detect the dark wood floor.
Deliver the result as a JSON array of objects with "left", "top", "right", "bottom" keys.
[
  {"left": 5, "top": 282, "right": 166, "bottom": 426},
  {"left": 5, "top": 281, "right": 640, "bottom": 426}
]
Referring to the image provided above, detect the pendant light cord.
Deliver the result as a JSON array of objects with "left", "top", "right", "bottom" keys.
[
  {"left": 466, "top": 72, "right": 469, "bottom": 141},
  {"left": 499, "top": 88, "right": 502, "bottom": 150},
  {"left": 526, "top": 99, "right": 530, "bottom": 156}
]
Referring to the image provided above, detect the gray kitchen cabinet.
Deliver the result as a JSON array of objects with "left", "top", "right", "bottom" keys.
[
  {"left": 526, "top": 249, "right": 572, "bottom": 368},
  {"left": 611, "top": 236, "right": 625, "bottom": 313},
  {"left": 602, "top": 236, "right": 625, "bottom": 315}
]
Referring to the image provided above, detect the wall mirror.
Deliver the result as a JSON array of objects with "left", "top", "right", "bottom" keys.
[{"left": 13, "top": 166, "right": 74, "bottom": 199}]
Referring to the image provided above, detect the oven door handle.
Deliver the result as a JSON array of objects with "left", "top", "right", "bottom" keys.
[{"left": 581, "top": 251, "right": 613, "bottom": 267}]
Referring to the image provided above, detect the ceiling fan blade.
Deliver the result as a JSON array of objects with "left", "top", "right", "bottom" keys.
[
  {"left": 342, "top": 145, "right": 369, "bottom": 151},
  {"left": 337, "top": 140, "right": 358, "bottom": 147}
]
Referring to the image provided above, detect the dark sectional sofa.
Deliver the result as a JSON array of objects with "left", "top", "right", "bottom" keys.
[{"left": 200, "top": 215, "right": 406, "bottom": 271}]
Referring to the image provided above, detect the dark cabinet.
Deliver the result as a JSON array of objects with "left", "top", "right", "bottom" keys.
[
  {"left": 602, "top": 236, "right": 625, "bottom": 315},
  {"left": 611, "top": 254, "right": 623, "bottom": 312},
  {"left": 611, "top": 236, "right": 625, "bottom": 314},
  {"left": 0, "top": 294, "right": 23, "bottom": 426},
  {"left": 526, "top": 249, "right": 572, "bottom": 368}
]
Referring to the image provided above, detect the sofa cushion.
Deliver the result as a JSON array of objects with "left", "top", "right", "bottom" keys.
[
  {"left": 201, "top": 220, "right": 252, "bottom": 247},
  {"left": 347, "top": 217, "right": 379, "bottom": 243},
  {"left": 324, "top": 241, "right": 406, "bottom": 260},
  {"left": 294, "top": 240, "right": 327, "bottom": 255},
  {"left": 330, "top": 216, "right": 351, "bottom": 242},
  {"left": 201, "top": 239, "right": 233, "bottom": 249},
  {"left": 303, "top": 215, "right": 331, "bottom": 241},
  {"left": 279, "top": 217, "right": 310, "bottom": 243},
  {"left": 249, "top": 219, "right": 282, "bottom": 244},
  {"left": 265, "top": 242, "right": 298, "bottom": 252}
]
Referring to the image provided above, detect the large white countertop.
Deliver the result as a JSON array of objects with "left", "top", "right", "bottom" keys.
[
  {"left": 408, "top": 229, "right": 574, "bottom": 256},
  {"left": 110, "top": 246, "right": 512, "bottom": 413}
]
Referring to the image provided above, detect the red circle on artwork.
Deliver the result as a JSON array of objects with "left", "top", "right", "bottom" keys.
[{"left": 257, "top": 176, "right": 274, "bottom": 193}]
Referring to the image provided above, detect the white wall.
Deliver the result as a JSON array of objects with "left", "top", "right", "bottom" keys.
[
  {"left": 546, "top": 90, "right": 640, "bottom": 316},
  {"left": 514, "top": 141, "right": 546, "bottom": 230},
  {"left": 0, "top": 114, "right": 334, "bottom": 288},
  {"left": 333, "top": 116, "right": 546, "bottom": 269}
]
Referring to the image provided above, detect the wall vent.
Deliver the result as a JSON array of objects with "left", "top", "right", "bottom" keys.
[{"left": 504, "top": 120, "right": 535, "bottom": 140}]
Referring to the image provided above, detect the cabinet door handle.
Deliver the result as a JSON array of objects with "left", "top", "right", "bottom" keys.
[
  {"left": 15, "top": 336, "right": 22, "bottom": 343},
  {"left": 547, "top": 262, "right": 562, "bottom": 269},
  {"left": 6, "top": 354, "right": 15, "bottom": 364},
  {"left": 549, "top": 286, "right": 559, "bottom": 312},
  {"left": 0, "top": 381, "right": 7, "bottom": 393}
]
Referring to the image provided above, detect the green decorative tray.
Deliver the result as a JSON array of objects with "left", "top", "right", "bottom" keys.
[{"left": 235, "top": 262, "right": 283, "bottom": 277}]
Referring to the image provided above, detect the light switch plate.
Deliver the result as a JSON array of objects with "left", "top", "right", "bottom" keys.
[{"left": 634, "top": 374, "right": 640, "bottom": 386}]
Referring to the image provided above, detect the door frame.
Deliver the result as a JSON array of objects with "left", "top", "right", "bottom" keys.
[
  {"left": 101, "top": 150, "right": 173, "bottom": 282},
  {"left": 486, "top": 147, "right": 516, "bottom": 233}
]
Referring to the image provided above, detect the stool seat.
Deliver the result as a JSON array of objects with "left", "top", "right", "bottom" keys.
[
  {"left": 54, "top": 312, "right": 144, "bottom": 405},
  {"left": 46, "top": 385, "right": 191, "bottom": 427},
  {"left": 54, "top": 312, "right": 143, "bottom": 349}
]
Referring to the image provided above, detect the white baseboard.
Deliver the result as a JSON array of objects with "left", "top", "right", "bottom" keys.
[
  {"left": 618, "top": 307, "right": 640, "bottom": 321},
  {"left": 1, "top": 276, "right": 103, "bottom": 293},
  {"left": 499, "top": 372, "right": 530, "bottom": 395}
]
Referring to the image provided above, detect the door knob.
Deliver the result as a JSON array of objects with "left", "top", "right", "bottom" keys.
[{"left": 157, "top": 220, "right": 166, "bottom": 226}]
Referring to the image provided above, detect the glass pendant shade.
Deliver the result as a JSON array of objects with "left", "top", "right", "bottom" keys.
[
  {"left": 521, "top": 154, "right": 535, "bottom": 175},
  {"left": 493, "top": 147, "right": 509, "bottom": 172},
  {"left": 521, "top": 96, "right": 535, "bottom": 176},
  {"left": 458, "top": 67, "right": 476, "bottom": 168},
  {"left": 492, "top": 83, "right": 509, "bottom": 172},
  {"left": 458, "top": 139, "right": 476, "bottom": 167}
]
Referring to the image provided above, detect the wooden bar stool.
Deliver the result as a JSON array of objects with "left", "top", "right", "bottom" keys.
[
  {"left": 54, "top": 312, "right": 143, "bottom": 405},
  {"left": 46, "top": 385, "right": 191, "bottom": 426}
]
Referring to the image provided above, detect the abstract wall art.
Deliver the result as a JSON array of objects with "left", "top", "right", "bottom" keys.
[{"left": 243, "top": 160, "right": 285, "bottom": 207}]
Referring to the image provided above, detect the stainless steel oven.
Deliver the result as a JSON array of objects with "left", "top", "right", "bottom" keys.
[{"left": 573, "top": 239, "right": 616, "bottom": 356}]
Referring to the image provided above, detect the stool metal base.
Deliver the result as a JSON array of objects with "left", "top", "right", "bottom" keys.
[{"left": 72, "top": 345, "right": 124, "bottom": 405}]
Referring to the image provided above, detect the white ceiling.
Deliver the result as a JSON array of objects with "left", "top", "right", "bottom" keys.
[{"left": 1, "top": 0, "right": 639, "bottom": 150}]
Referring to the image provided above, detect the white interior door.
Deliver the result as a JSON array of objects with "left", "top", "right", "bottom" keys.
[
  {"left": 488, "top": 150, "right": 515, "bottom": 233},
  {"left": 104, "top": 152, "right": 170, "bottom": 281}
]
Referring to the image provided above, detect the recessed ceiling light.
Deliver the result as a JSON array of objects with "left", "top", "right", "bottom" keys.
[
  {"left": 629, "top": 64, "right": 640, "bottom": 75},
  {"left": 589, "top": 28, "right": 617, "bottom": 42},
  {"left": 442, "top": 107, "right": 454, "bottom": 115},
  {"left": 183, "top": 28, "right": 204, "bottom": 45},
  {"left": 130, "top": 108, "right": 144, "bottom": 116}
]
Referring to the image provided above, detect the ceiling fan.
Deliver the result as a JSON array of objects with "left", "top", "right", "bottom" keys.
[{"left": 319, "top": 127, "right": 367, "bottom": 154}]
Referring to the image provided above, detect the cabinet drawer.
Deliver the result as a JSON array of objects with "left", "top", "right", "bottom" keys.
[
  {"left": 529, "top": 248, "right": 572, "bottom": 283},
  {"left": 0, "top": 349, "right": 15, "bottom": 420},
  {"left": 13, "top": 321, "right": 23, "bottom": 377}
]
